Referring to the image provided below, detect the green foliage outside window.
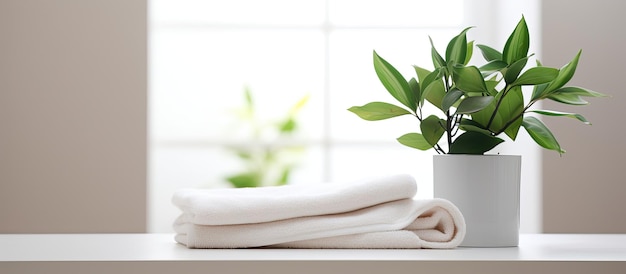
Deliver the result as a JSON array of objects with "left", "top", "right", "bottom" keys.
[{"left": 225, "top": 87, "right": 309, "bottom": 188}]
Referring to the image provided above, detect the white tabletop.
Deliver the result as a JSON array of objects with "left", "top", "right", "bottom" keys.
[{"left": 1, "top": 233, "right": 625, "bottom": 262}]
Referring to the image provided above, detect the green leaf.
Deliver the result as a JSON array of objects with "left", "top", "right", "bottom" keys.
[
  {"left": 408, "top": 77, "right": 421, "bottom": 106},
  {"left": 279, "top": 118, "right": 296, "bottom": 132},
  {"left": 459, "top": 119, "right": 493, "bottom": 136},
  {"left": 446, "top": 27, "right": 473, "bottom": 65},
  {"left": 235, "top": 151, "right": 252, "bottom": 159},
  {"left": 423, "top": 80, "right": 446, "bottom": 111},
  {"left": 397, "top": 133, "right": 433, "bottom": 150},
  {"left": 429, "top": 36, "right": 447, "bottom": 69},
  {"left": 471, "top": 85, "right": 524, "bottom": 135},
  {"left": 503, "top": 56, "right": 530, "bottom": 85},
  {"left": 421, "top": 69, "right": 445, "bottom": 109},
  {"left": 449, "top": 131, "right": 504, "bottom": 155},
  {"left": 476, "top": 44, "right": 502, "bottom": 62},
  {"left": 453, "top": 66, "right": 488, "bottom": 93},
  {"left": 530, "top": 110, "right": 590, "bottom": 124},
  {"left": 421, "top": 68, "right": 442, "bottom": 93},
  {"left": 456, "top": 96, "right": 495, "bottom": 114},
  {"left": 511, "top": 67, "right": 559, "bottom": 86},
  {"left": 496, "top": 86, "right": 525, "bottom": 139},
  {"left": 442, "top": 89, "right": 464, "bottom": 112},
  {"left": 531, "top": 83, "right": 549, "bottom": 101},
  {"left": 226, "top": 173, "right": 259, "bottom": 188},
  {"left": 544, "top": 50, "right": 582, "bottom": 93},
  {"left": 289, "top": 94, "right": 310, "bottom": 114},
  {"left": 413, "top": 66, "right": 431, "bottom": 84},
  {"left": 553, "top": 86, "right": 608, "bottom": 98},
  {"left": 547, "top": 93, "right": 588, "bottom": 105},
  {"left": 484, "top": 79, "right": 500, "bottom": 96},
  {"left": 537, "top": 86, "right": 606, "bottom": 105},
  {"left": 479, "top": 60, "right": 508, "bottom": 77},
  {"left": 244, "top": 87, "right": 254, "bottom": 109},
  {"left": 471, "top": 97, "right": 497, "bottom": 129},
  {"left": 522, "top": 116, "right": 565, "bottom": 154},
  {"left": 276, "top": 168, "right": 290, "bottom": 186},
  {"left": 348, "top": 102, "right": 412, "bottom": 121},
  {"left": 373, "top": 50, "right": 417, "bottom": 111},
  {"left": 421, "top": 115, "right": 446, "bottom": 146},
  {"left": 503, "top": 16, "right": 530, "bottom": 64},
  {"left": 464, "top": 41, "right": 474, "bottom": 65},
  {"left": 504, "top": 116, "right": 523, "bottom": 140}
]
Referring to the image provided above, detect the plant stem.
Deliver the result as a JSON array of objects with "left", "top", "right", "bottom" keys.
[
  {"left": 451, "top": 114, "right": 461, "bottom": 136},
  {"left": 486, "top": 85, "right": 511, "bottom": 129},
  {"left": 446, "top": 110, "right": 453, "bottom": 148},
  {"left": 414, "top": 112, "right": 422, "bottom": 122},
  {"left": 433, "top": 145, "right": 444, "bottom": 154},
  {"left": 443, "top": 74, "right": 453, "bottom": 151},
  {"left": 418, "top": 105, "right": 423, "bottom": 121}
]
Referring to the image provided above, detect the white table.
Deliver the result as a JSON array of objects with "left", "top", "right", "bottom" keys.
[{"left": 1, "top": 234, "right": 625, "bottom": 273}]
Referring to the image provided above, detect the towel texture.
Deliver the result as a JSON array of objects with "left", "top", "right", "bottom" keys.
[
  {"left": 173, "top": 174, "right": 417, "bottom": 225},
  {"left": 172, "top": 174, "right": 465, "bottom": 249}
]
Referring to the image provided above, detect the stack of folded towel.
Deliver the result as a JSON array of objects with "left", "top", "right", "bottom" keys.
[{"left": 172, "top": 174, "right": 465, "bottom": 249}]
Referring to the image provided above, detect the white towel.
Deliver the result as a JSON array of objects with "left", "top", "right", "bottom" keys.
[
  {"left": 172, "top": 174, "right": 466, "bottom": 249},
  {"left": 174, "top": 198, "right": 466, "bottom": 249},
  {"left": 172, "top": 174, "right": 417, "bottom": 225}
]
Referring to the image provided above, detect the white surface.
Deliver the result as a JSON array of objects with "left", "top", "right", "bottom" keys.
[{"left": 1, "top": 234, "right": 625, "bottom": 262}]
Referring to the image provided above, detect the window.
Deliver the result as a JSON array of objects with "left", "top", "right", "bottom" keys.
[{"left": 149, "top": 0, "right": 540, "bottom": 233}]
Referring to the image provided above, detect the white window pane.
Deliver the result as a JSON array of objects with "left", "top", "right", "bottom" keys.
[
  {"left": 150, "top": 29, "right": 325, "bottom": 141},
  {"left": 149, "top": 146, "right": 228, "bottom": 233},
  {"left": 329, "top": 0, "right": 464, "bottom": 27},
  {"left": 149, "top": 145, "right": 326, "bottom": 232},
  {"left": 151, "top": 0, "right": 326, "bottom": 26},
  {"left": 329, "top": 29, "right": 459, "bottom": 141},
  {"left": 329, "top": 144, "right": 434, "bottom": 199}
]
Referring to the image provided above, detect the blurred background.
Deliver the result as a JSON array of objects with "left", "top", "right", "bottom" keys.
[
  {"left": 1, "top": 0, "right": 623, "bottom": 234},
  {"left": 148, "top": 0, "right": 546, "bottom": 232}
]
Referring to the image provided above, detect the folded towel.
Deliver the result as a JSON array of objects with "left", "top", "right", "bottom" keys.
[
  {"left": 174, "top": 198, "right": 466, "bottom": 249},
  {"left": 172, "top": 174, "right": 466, "bottom": 249},
  {"left": 172, "top": 174, "right": 417, "bottom": 225}
]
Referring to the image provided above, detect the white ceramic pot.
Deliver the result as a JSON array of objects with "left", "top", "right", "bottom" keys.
[{"left": 433, "top": 154, "right": 521, "bottom": 247}]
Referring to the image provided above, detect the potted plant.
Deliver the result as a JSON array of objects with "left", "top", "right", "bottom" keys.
[{"left": 348, "top": 16, "right": 606, "bottom": 247}]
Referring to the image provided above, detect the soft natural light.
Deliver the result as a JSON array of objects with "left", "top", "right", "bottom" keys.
[{"left": 149, "top": 0, "right": 541, "bottom": 233}]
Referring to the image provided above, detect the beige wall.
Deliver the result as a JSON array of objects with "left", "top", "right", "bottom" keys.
[
  {"left": 0, "top": 0, "right": 147, "bottom": 232},
  {"left": 541, "top": 0, "right": 626, "bottom": 232}
]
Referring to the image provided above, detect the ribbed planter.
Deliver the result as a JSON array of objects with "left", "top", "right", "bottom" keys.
[{"left": 433, "top": 154, "right": 521, "bottom": 247}]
